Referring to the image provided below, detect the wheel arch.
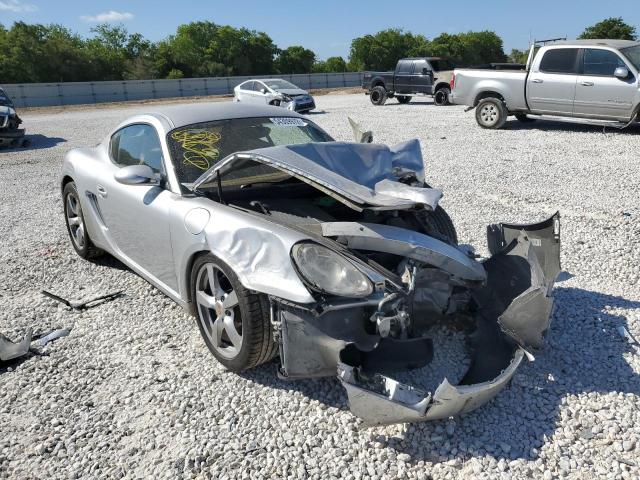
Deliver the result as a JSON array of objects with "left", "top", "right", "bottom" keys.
[
  {"left": 474, "top": 91, "right": 505, "bottom": 106},
  {"left": 434, "top": 82, "right": 450, "bottom": 93}
]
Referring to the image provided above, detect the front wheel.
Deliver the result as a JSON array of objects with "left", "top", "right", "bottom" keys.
[
  {"left": 370, "top": 86, "right": 387, "bottom": 106},
  {"left": 191, "top": 254, "right": 277, "bottom": 372},
  {"left": 434, "top": 87, "right": 451, "bottom": 106},
  {"left": 475, "top": 97, "right": 507, "bottom": 129},
  {"left": 396, "top": 95, "right": 411, "bottom": 104}
]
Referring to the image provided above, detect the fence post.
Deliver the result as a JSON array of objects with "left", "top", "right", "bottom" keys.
[
  {"left": 226, "top": 77, "right": 231, "bottom": 95},
  {"left": 57, "top": 83, "right": 64, "bottom": 106},
  {"left": 19, "top": 84, "right": 26, "bottom": 108},
  {"left": 151, "top": 80, "right": 156, "bottom": 99},
  {"left": 122, "top": 81, "right": 128, "bottom": 101}
]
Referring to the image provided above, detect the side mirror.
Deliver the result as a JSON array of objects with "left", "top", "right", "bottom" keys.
[
  {"left": 260, "top": 88, "right": 268, "bottom": 94},
  {"left": 115, "top": 165, "right": 162, "bottom": 186},
  {"left": 614, "top": 67, "right": 629, "bottom": 79}
]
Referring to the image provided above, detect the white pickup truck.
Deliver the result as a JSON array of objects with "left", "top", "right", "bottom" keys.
[{"left": 449, "top": 39, "right": 640, "bottom": 129}]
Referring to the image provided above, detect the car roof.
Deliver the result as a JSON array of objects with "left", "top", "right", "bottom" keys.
[
  {"left": 547, "top": 39, "right": 640, "bottom": 49},
  {"left": 146, "top": 102, "right": 304, "bottom": 129}
]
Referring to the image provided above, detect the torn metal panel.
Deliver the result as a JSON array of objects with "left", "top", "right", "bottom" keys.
[
  {"left": 321, "top": 222, "right": 487, "bottom": 282},
  {"left": 338, "top": 349, "right": 525, "bottom": 425},
  {"left": 0, "top": 328, "right": 33, "bottom": 362},
  {"left": 487, "top": 211, "right": 561, "bottom": 291},
  {"left": 373, "top": 179, "right": 443, "bottom": 210}
]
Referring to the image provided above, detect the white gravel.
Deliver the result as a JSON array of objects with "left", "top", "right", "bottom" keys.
[{"left": 1, "top": 93, "right": 639, "bottom": 479}]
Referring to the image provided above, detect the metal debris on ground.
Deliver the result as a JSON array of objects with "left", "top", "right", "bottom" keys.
[
  {"left": 617, "top": 326, "right": 640, "bottom": 352},
  {"left": 0, "top": 328, "right": 33, "bottom": 362},
  {"left": 32, "top": 328, "right": 72, "bottom": 348},
  {"left": 41, "top": 289, "right": 124, "bottom": 310}
]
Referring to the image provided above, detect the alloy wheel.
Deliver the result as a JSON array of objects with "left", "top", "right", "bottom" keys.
[
  {"left": 195, "top": 263, "right": 242, "bottom": 359},
  {"left": 65, "top": 192, "right": 86, "bottom": 250}
]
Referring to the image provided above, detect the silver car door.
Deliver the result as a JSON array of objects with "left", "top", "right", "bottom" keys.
[
  {"left": 97, "top": 123, "right": 178, "bottom": 291},
  {"left": 254, "top": 81, "right": 274, "bottom": 105},
  {"left": 236, "top": 81, "right": 254, "bottom": 103},
  {"left": 574, "top": 48, "right": 638, "bottom": 120},
  {"left": 527, "top": 47, "right": 579, "bottom": 115}
]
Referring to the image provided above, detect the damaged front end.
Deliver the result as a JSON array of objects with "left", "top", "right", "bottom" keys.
[
  {"left": 193, "top": 138, "right": 561, "bottom": 425},
  {"left": 0, "top": 90, "right": 25, "bottom": 148},
  {"left": 276, "top": 213, "right": 560, "bottom": 425}
]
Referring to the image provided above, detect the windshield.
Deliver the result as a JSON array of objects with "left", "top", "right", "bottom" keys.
[
  {"left": 263, "top": 79, "right": 298, "bottom": 91},
  {"left": 167, "top": 116, "right": 333, "bottom": 186},
  {"left": 0, "top": 90, "right": 13, "bottom": 107},
  {"left": 621, "top": 45, "right": 640, "bottom": 71}
]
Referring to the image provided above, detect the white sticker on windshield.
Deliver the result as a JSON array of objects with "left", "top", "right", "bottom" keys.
[{"left": 270, "top": 117, "right": 307, "bottom": 127}]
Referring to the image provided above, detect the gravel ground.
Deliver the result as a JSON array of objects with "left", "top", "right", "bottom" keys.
[{"left": 1, "top": 94, "right": 639, "bottom": 479}]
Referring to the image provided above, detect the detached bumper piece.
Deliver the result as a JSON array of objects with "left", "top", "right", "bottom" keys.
[
  {"left": 337, "top": 213, "right": 560, "bottom": 425},
  {"left": 0, "top": 328, "right": 33, "bottom": 362}
]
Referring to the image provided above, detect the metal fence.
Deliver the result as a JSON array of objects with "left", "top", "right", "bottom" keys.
[{"left": 2, "top": 72, "right": 364, "bottom": 108}]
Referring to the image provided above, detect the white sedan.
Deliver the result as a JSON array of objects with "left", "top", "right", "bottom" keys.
[{"left": 233, "top": 78, "right": 315, "bottom": 113}]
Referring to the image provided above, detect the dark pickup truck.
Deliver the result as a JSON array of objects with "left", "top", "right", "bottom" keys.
[{"left": 362, "top": 57, "right": 455, "bottom": 106}]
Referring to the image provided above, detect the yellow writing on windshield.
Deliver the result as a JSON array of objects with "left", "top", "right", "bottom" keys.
[{"left": 171, "top": 129, "right": 222, "bottom": 170}]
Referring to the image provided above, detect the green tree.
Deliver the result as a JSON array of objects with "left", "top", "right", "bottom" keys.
[
  {"left": 312, "top": 56, "right": 348, "bottom": 73},
  {"left": 430, "top": 31, "right": 506, "bottom": 66},
  {"left": 508, "top": 48, "right": 529, "bottom": 64},
  {"left": 155, "top": 21, "right": 278, "bottom": 78},
  {"left": 579, "top": 17, "right": 637, "bottom": 41},
  {"left": 276, "top": 46, "right": 316, "bottom": 74},
  {"left": 348, "top": 29, "right": 430, "bottom": 71}
]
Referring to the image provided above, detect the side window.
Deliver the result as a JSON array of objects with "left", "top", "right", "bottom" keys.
[
  {"left": 413, "top": 60, "right": 429, "bottom": 74},
  {"left": 241, "top": 81, "right": 254, "bottom": 91},
  {"left": 255, "top": 82, "right": 266, "bottom": 92},
  {"left": 583, "top": 49, "right": 627, "bottom": 76},
  {"left": 397, "top": 61, "right": 413, "bottom": 74},
  {"left": 110, "top": 124, "right": 164, "bottom": 173},
  {"left": 539, "top": 48, "right": 579, "bottom": 74}
]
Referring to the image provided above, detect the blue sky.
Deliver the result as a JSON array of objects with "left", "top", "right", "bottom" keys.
[{"left": 1, "top": 0, "right": 639, "bottom": 59}]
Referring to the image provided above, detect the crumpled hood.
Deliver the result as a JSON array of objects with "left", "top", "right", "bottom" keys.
[
  {"left": 272, "top": 88, "right": 308, "bottom": 96},
  {"left": 192, "top": 140, "right": 443, "bottom": 211}
]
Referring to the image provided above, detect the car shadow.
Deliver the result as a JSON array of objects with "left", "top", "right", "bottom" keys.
[
  {"left": 242, "top": 286, "right": 640, "bottom": 463},
  {"left": 2, "top": 134, "right": 67, "bottom": 151},
  {"left": 503, "top": 118, "right": 640, "bottom": 134}
]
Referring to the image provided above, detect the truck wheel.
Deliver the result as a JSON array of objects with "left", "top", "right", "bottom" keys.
[
  {"left": 434, "top": 87, "right": 450, "bottom": 106},
  {"left": 396, "top": 96, "right": 411, "bottom": 104},
  {"left": 515, "top": 113, "right": 536, "bottom": 123},
  {"left": 370, "top": 86, "right": 387, "bottom": 106},
  {"left": 475, "top": 98, "right": 507, "bottom": 129}
]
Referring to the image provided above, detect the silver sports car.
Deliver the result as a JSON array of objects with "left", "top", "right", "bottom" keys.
[{"left": 61, "top": 102, "right": 560, "bottom": 425}]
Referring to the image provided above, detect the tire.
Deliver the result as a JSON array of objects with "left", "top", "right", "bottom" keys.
[
  {"left": 191, "top": 253, "right": 277, "bottom": 372},
  {"left": 370, "top": 86, "right": 387, "bottom": 106},
  {"left": 397, "top": 95, "right": 411, "bottom": 104},
  {"left": 475, "top": 97, "right": 507, "bottom": 129},
  {"left": 416, "top": 206, "right": 458, "bottom": 245},
  {"left": 515, "top": 113, "right": 536, "bottom": 123},
  {"left": 63, "top": 181, "right": 103, "bottom": 259},
  {"left": 434, "top": 87, "right": 451, "bottom": 106}
]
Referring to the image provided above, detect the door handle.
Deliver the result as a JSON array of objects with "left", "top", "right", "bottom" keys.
[
  {"left": 531, "top": 78, "right": 543, "bottom": 83},
  {"left": 581, "top": 81, "right": 594, "bottom": 86},
  {"left": 96, "top": 184, "right": 107, "bottom": 197}
]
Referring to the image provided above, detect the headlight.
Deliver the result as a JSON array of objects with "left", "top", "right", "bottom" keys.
[{"left": 292, "top": 243, "right": 373, "bottom": 297}]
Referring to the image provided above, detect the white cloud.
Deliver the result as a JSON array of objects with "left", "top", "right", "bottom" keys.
[
  {"left": 80, "top": 10, "right": 134, "bottom": 23},
  {"left": 0, "top": 0, "right": 37, "bottom": 12}
]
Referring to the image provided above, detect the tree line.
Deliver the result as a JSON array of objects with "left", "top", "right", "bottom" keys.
[{"left": 0, "top": 17, "right": 636, "bottom": 84}]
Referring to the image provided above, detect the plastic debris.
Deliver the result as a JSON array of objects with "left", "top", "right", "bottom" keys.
[{"left": 41, "top": 290, "right": 124, "bottom": 310}]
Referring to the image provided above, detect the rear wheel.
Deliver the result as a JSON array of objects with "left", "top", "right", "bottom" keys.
[
  {"left": 191, "top": 254, "right": 277, "bottom": 372},
  {"left": 475, "top": 97, "right": 507, "bottom": 129},
  {"left": 370, "top": 86, "right": 387, "bottom": 106},
  {"left": 397, "top": 95, "right": 411, "bottom": 104},
  {"left": 434, "top": 87, "right": 451, "bottom": 106},
  {"left": 63, "top": 181, "right": 103, "bottom": 259}
]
